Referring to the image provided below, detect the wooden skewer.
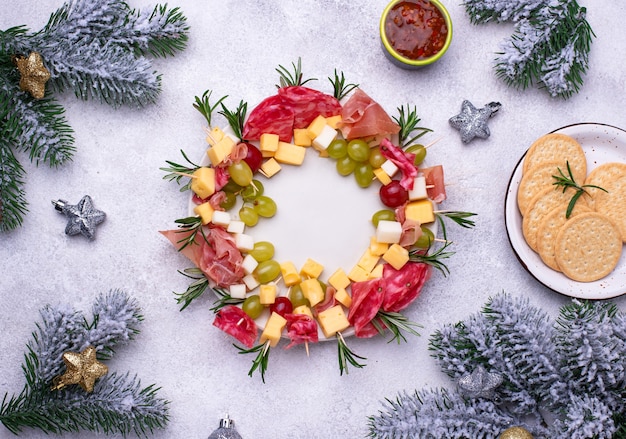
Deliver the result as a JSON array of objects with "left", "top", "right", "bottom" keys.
[
  {"left": 236, "top": 317, "right": 245, "bottom": 326},
  {"left": 172, "top": 171, "right": 198, "bottom": 178},
  {"left": 304, "top": 340, "right": 310, "bottom": 357},
  {"left": 424, "top": 136, "right": 443, "bottom": 149}
]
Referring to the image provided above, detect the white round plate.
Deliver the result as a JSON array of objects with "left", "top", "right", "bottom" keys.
[{"left": 504, "top": 122, "right": 626, "bottom": 299}]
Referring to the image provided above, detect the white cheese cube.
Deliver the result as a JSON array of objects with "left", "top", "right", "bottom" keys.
[
  {"left": 375, "top": 220, "right": 403, "bottom": 244},
  {"left": 242, "top": 274, "right": 260, "bottom": 290},
  {"left": 241, "top": 254, "right": 259, "bottom": 274},
  {"left": 380, "top": 160, "right": 398, "bottom": 177},
  {"left": 229, "top": 284, "right": 247, "bottom": 299},
  {"left": 408, "top": 176, "right": 428, "bottom": 200},
  {"left": 312, "top": 124, "right": 337, "bottom": 152},
  {"left": 227, "top": 220, "right": 246, "bottom": 234},
  {"left": 211, "top": 210, "right": 231, "bottom": 227},
  {"left": 235, "top": 233, "right": 255, "bottom": 252}
]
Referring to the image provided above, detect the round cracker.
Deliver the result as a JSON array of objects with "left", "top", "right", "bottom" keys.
[
  {"left": 584, "top": 162, "right": 626, "bottom": 210},
  {"left": 536, "top": 203, "right": 590, "bottom": 271},
  {"left": 522, "top": 186, "right": 586, "bottom": 252},
  {"left": 593, "top": 175, "right": 626, "bottom": 243},
  {"left": 517, "top": 161, "right": 586, "bottom": 216},
  {"left": 555, "top": 212, "right": 622, "bottom": 282},
  {"left": 522, "top": 133, "right": 587, "bottom": 176}
]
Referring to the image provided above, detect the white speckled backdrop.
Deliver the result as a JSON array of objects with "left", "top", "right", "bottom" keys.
[{"left": 1, "top": 1, "right": 625, "bottom": 438}]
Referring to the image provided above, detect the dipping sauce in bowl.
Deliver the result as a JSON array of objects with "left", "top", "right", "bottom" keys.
[{"left": 380, "top": 0, "right": 452, "bottom": 69}]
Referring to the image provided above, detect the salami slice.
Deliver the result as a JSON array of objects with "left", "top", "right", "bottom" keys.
[
  {"left": 284, "top": 313, "right": 319, "bottom": 349},
  {"left": 213, "top": 305, "right": 258, "bottom": 348},
  {"left": 380, "top": 138, "right": 418, "bottom": 191},
  {"left": 242, "top": 86, "right": 341, "bottom": 142},
  {"left": 381, "top": 262, "right": 431, "bottom": 313},
  {"left": 347, "top": 278, "right": 384, "bottom": 338}
]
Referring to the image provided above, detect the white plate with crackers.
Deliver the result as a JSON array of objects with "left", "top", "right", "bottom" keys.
[{"left": 505, "top": 123, "right": 626, "bottom": 299}]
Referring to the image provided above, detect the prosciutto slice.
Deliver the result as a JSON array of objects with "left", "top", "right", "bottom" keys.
[
  {"left": 242, "top": 86, "right": 341, "bottom": 142},
  {"left": 381, "top": 262, "right": 431, "bottom": 313},
  {"left": 421, "top": 165, "right": 447, "bottom": 203},
  {"left": 339, "top": 89, "right": 400, "bottom": 140},
  {"left": 213, "top": 305, "right": 258, "bottom": 348}
]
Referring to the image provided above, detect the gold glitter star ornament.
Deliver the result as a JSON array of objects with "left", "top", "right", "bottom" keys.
[
  {"left": 52, "top": 346, "right": 108, "bottom": 393},
  {"left": 15, "top": 52, "right": 51, "bottom": 99}
]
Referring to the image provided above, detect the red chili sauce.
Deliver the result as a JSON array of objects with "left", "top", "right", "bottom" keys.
[{"left": 384, "top": 0, "right": 448, "bottom": 60}]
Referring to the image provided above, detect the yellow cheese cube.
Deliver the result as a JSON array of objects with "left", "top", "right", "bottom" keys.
[
  {"left": 260, "top": 158, "right": 281, "bottom": 178},
  {"left": 260, "top": 133, "right": 280, "bottom": 157},
  {"left": 369, "top": 264, "right": 384, "bottom": 279},
  {"left": 193, "top": 202, "right": 215, "bottom": 225},
  {"left": 280, "top": 261, "right": 301, "bottom": 286},
  {"left": 405, "top": 199, "right": 435, "bottom": 224},
  {"left": 259, "top": 312, "right": 287, "bottom": 347},
  {"left": 300, "top": 278, "right": 325, "bottom": 307},
  {"left": 328, "top": 268, "right": 351, "bottom": 290},
  {"left": 382, "top": 243, "right": 410, "bottom": 270},
  {"left": 292, "top": 305, "right": 313, "bottom": 319},
  {"left": 300, "top": 258, "right": 324, "bottom": 279},
  {"left": 206, "top": 127, "right": 224, "bottom": 146},
  {"left": 293, "top": 129, "right": 312, "bottom": 147},
  {"left": 357, "top": 249, "right": 380, "bottom": 273},
  {"left": 207, "top": 136, "right": 235, "bottom": 166},
  {"left": 334, "top": 288, "right": 352, "bottom": 308},
  {"left": 348, "top": 265, "right": 370, "bottom": 282},
  {"left": 306, "top": 115, "right": 327, "bottom": 138},
  {"left": 190, "top": 167, "right": 216, "bottom": 199},
  {"left": 325, "top": 115, "right": 342, "bottom": 129},
  {"left": 374, "top": 167, "right": 392, "bottom": 185},
  {"left": 369, "top": 236, "right": 389, "bottom": 256},
  {"left": 274, "top": 142, "right": 306, "bottom": 165},
  {"left": 318, "top": 305, "right": 350, "bottom": 338},
  {"left": 259, "top": 284, "right": 277, "bottom": 305}
]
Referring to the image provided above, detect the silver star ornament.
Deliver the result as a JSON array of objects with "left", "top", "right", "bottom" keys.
[
  {"left": 449, "top": 100, "right": 501, "bottom": 143},
  {"left": 52, "top": 195, "right": 106, "bottom": 240},
  {"left": 457, "top": 365, "right": 503, "bottom": 399}
]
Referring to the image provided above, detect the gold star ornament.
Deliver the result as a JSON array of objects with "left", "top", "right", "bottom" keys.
[
  {"left": 52, "top": 346, "right": 108, "bottom": 393},
  {"left": 15, "top": 52, "right": 51, "bottom": 99}
]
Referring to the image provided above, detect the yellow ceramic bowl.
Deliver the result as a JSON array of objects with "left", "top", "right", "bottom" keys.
[{"left": 380, "top": 0, "right": 453, "bottom": 69}]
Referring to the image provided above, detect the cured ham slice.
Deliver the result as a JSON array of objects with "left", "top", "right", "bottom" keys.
[
  {"left": 421, "top": 165, "right": 446, "bottom": 203},
  {"left": 381, "top": 262, "right": 431, "bottom": 313},
  {"left": 339, "top": 89, "right": 400, "bottom": 140},
  {"left": 242, "top": 86, "right": 341, "bottom": 142},
  {"left": 213, "top": 305, "right": 258, "bottom": 348}
]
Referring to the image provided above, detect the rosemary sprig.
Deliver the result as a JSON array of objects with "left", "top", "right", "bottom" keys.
[
  {"left": 193, "top": 89, "right": 228, "bottom": 126},
  {"left": 409, "top": 240, "right": 455, "bottom": 277},
  {"left": 235, "top": 340, "right": 271, "bottom": 383},
  {"left": 174, "top": 268, "right": 210, "bottom": 311},
  {"left": 436, "top": 210, "right": 477, "bottom": 229},
  {"left": 392, "top": 104, "right": 432, "bottom": 148},
  {"left": 328, "top": 69, "right": 358, "bottom": 101},
  {"left": 275, "top": 57, "right": 317, "bottom": 88},
  {"left": 173, "top": 215, "right": 206, "bottom": 251},
  {"left": 337, "top": 332, "right": 366, "bottom": 375},
  {"left": 372, "top": 311, "right": 422, "bottom": 344},
  {"left": 160, "top": 149, "right": 202, "bottom": 191},
  {"left": 219, "top": 100, "right": 248, "bottom": 139},
  {"left": 552, "top": 161, "right": 607, "bottom": 218},
  {"left": 209, "top": 287, "right": 245, "bottom": 313}
]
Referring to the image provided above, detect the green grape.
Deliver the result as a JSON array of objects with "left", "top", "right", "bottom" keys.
[
  {"left": 288, "top": 284, "right": 310, "bottom": 308},
  {"left": 253, "top": 195, "right": 277, "bottom": 218},
  {"left": 406, "top": 144, "right": 427, "bottom": 166},
  {"left": 354, "top": 163, "right": 374, "bottom": 188},
  {"left": 241, "top": 179, "right": 264, "bottom": 201},
  {"left": 369, "top": 147, "right": 386, "bottom": 168},
  {"left": 228, "top": 161, "right": 253, "bottom": 186},
  {"left": 372, "top": 209, "right": 396, "bottom": 227},
  {"left": 254, "top": 259, "right": 281, "bottom": 284},
  {"left": 249, "top": 241, "right": 275, "bottom": 262},
  {"left": 414, "top": 227, "right": 435, "bottom": 248},
  {"left": 327, "top": 139, "right": 348, "bottom": 159},
  {"left": 220, "top": 191, "right": 237, "bottom": 210},
  {"left": 242, "top": 295, "right": 263, "bottom": 319},
  {"left": 222, "top": 178, "right": 242, "bottom": 194},
  {"left": 347, "top": 139, "right": 371, "bottom": 162},
  {"left": 336, "top": 156, "right": 356, "bottom": 176},
  {"left": 239, "top": 203, "right": 259, "bottom": 227}
]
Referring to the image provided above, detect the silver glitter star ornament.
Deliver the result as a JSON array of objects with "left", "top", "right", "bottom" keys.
[
  {"left": 457, "top": 365, "right": 503, "bottom": 399},
  {"left": 449, "top": 100, "right": 501, "bottom": 143},
  {"left": 52, "top": 195, "right": 106, "bottom": 240}
]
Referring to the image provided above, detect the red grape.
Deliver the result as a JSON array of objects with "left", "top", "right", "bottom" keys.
[
  {"left": 242, "top": 142, "right": 263, "bottom": 173},
  {"left": 269, "top": 296, "right": 293, "bottom": 317},
  {"left": 379, "top": 180, "right": 408, "bottom": 207}
]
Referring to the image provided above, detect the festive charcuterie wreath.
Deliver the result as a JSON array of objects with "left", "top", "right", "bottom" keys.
[{"left": 161, "top": 59, "right": 475, "bottom": 381}]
